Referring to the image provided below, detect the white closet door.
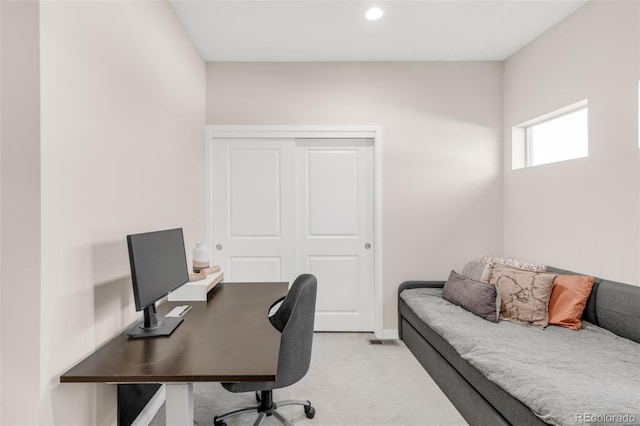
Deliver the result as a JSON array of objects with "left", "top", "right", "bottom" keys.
[
  {"left": 212, "top": 138, "right": 296, "bottom": 283},
  {"left": 296, "top": 139, "right": 374, "bottom": 331},
  {"left": 212, "top": 137, "right": 375, "bottom": 331}
]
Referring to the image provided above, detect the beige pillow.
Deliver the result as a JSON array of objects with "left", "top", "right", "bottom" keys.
[
  {"left": 489, "top": 264, "right": 557, "bottom": 329},
  {"left": 461, "top": 261, "right": 492, "bottom": 282}
]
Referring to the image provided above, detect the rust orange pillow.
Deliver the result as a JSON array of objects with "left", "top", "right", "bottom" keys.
[{"left": 548, "top": 275, "right": 594, "bottom": 330}]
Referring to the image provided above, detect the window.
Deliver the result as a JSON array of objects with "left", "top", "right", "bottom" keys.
[{"left": 512, "top": 100, "right": 588, "bottom": 169}]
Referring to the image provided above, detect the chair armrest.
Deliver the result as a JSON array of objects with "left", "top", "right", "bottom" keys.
[
  {"left": 269, "top": 296, "right": 286, "bottom": 312},
  {"left": 268, "top": 296, "right": 286, "bottom": 318}
]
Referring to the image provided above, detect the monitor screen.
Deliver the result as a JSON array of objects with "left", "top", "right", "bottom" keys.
[{"left": 127, "top": 228, "right": 189, "bottom": 312}]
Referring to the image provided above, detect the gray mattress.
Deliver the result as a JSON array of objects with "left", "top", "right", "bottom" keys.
[{"left": 400, "top": 288, "right": 640, "bottom": 426}]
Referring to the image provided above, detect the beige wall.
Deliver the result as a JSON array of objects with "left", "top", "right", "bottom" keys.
[
  {"left": 36, "top": 1, "right": 205, "bottom": 424},
  {"left": 503, "top": 1, "right": 640, "bottom": 284},
  {"left": 0, "top": 1, "right": 41, "bottom": 424},
  {"left": 206, "top": 62, "right": 504, "bottom": 331}
]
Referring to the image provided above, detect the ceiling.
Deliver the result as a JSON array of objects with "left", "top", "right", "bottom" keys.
[{"left": 169, "top": 0, "right": 588, "bottom": 62}]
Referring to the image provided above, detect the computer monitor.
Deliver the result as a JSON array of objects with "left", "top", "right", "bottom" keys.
[{"left": 126, "top": 228, "right": 189, "bottom": 338}]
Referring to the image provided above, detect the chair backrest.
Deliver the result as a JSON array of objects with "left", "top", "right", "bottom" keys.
[{"left": 269, "top": 274, "right": 317, "bottom": 388}]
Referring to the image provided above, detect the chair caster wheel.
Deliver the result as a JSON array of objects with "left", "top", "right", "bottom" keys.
[
  {"left": 304, "top": 405, "right": 315, "bottom": 419},
  {"left": 214, "top": 417, "right": 227, "bottom": 426}
]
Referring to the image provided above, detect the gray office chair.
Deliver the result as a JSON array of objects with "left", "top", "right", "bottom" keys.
[{"left": 213, "top": 274, "right": 318, "bottom": 426}]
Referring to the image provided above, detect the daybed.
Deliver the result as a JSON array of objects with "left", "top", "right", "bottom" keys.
[{"left": 398, "top": 265, "right": 640, "bottom": 426}]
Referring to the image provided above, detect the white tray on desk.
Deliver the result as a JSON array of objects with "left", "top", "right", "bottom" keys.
[{"left": 168, "top": 271, "right": 224, "bottom": 302}]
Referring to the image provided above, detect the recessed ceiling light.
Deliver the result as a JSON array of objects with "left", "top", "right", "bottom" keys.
[{"left": 365, "top": 7, "right": 384, "bottom": 21}]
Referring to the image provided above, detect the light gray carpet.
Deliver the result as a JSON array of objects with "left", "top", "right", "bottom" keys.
[{"left": 150, "top": 332, "right": 467, "bottom": 425}]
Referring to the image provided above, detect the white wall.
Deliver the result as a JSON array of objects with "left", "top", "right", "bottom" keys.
[
  {"left": 503, "top": 1, "right": 640, "bottom": 284},
  {"left": 206, "top": 62, "right": 504, "bottom": 330},
  {"left": 36, "top": 1, "right": 205, "bottom": 425},
  {"left": 0, "top": 1, "right": 41, "bottom": 424}
]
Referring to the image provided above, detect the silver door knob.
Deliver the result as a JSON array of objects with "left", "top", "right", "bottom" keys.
[
  {"left": 364, "top": 243, "right": 371, "bottom": 249},
  {"left": 216, "top": 244, "right": 223, "bottom": 250}
]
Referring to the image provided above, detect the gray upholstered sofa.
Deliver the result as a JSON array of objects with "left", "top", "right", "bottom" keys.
[{"left": 398, "top": 266, "right": 640, "bottom": 426}]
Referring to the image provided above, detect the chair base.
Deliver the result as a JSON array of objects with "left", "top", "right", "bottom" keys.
[{"left": 214, "top": 390, "right": 315, "bottom": 426}]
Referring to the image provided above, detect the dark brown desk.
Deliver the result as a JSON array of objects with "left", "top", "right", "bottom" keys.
[{"left": 60, "top": 282, "right": 288, "bottom": 425}]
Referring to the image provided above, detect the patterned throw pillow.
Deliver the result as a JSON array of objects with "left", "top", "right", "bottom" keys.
[
  {"left": 481, "top": 256, "right": 547, "bottom": 273},
  {"left": 489, "top": 264, "right": 557, "bottom": 329},
  {"left": 461, "top": 261, "right": 492, "bottom": 282}
]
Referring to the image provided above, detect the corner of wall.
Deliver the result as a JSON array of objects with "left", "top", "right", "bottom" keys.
[{"left": 0, "top": 1, "right": 42, "bottom": 424}]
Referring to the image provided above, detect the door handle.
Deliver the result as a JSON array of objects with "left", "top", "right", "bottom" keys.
[
  {"left": 364, "top": 243, "right": 371, "bottom": 249},
  {"left": 216, "top": 244, "right": 223, "bottom": 251}
]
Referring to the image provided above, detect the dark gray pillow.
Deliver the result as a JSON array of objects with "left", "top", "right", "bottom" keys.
[{"left": 443, "top": 270, "right": 499, "bottom": 322}]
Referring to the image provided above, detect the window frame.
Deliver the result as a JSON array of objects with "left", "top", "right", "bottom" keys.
[{"left": 521, "top": 101, "right": 589, "bottom": 168}]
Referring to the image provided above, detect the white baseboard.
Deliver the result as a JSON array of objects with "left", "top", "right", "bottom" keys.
[
  {"left": 131, "top": 384, "right": 166, "bottom": 426},
  {"left": 377, "top": 329, "right": 399, "bottom": 340}
]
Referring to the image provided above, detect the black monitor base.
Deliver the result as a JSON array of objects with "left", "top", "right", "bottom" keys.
[{"left": 126, "top": 316, "right": 183, "bottom": 338}]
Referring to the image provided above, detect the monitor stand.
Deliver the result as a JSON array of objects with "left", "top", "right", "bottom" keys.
[{"left": 127, "top": 304, "right": 183, "bottom": 338}]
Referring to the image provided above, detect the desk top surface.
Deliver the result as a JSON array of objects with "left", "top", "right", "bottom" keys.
[{"left": 60, "top": 282, "right": 288, "bottom": 383}]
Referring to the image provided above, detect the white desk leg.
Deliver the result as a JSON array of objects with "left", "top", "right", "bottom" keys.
[{"left": 165, "top": 383, "right": 194, "bottom": 426}]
